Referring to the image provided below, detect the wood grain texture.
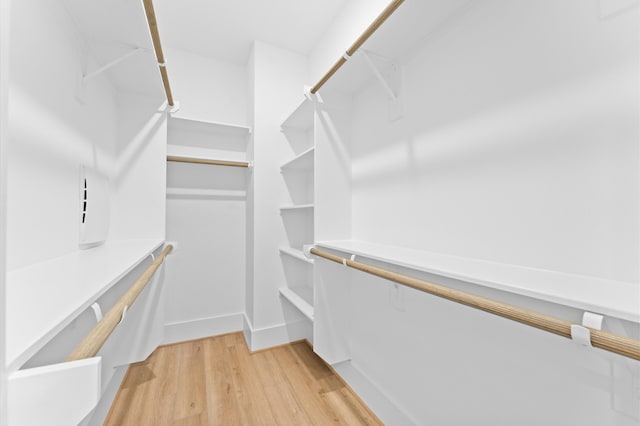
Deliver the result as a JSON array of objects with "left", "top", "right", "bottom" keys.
[
  {"left": 310, "top": 0, "right": 405, "bottom": 94},
  {"left": 167, "top": 155, "right": 250, "bottom": 168},
  {"left": 105, "top": 333, "right": 383, "bottom": 425},
  {"left": 66, "top": 245, "right": 173, "bottom": 362},
  {"left": 310, "top": 247, "right": 640, "bottom": 361},
  {"left": 142, "top": 0, "right": 175, "bottom": 106}
]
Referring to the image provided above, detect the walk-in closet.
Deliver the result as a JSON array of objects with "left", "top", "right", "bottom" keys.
[{"left": 1, "top": 0, "right": 639, "bottom": 424}]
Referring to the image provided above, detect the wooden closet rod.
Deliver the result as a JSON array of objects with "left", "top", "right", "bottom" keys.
[
  {"left": 309, "top": 247, "right": 640, "bottom": 361},
  {"left": 167, "top": 155, "right": 250, "bottom": 168},
  {"left": 310, "top": 0, "right": 405, "bottom": 94},
  {"left": 143, "top": 0, "right": 175, "bottom": 106},
  {"left": 66, "top": 244, "right": 173, "bottom": 361}
]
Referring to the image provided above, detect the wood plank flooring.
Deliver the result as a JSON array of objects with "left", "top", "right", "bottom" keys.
[{"left": 104, "top": 333, "right": 382, "bottom": 425}]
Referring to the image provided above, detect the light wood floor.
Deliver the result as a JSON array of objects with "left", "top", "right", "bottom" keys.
[{"left": 104, "top": 332, "right": 382, "bottom": 425}]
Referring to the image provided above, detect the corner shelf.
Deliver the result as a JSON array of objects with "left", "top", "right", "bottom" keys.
[
  {"left": 281, "top": 98, "right": 314, "bottom": 131},
  {"left": 280, "top": 147, "right": 314, "bottom": 171},
  {"left": 315, "top": 240, "right": 640, "bottom": 323},
  {"left": 6, "top": 239, "right": 164, "bottom": 372},
  {"left": 279, "top": 247, "right": 314, "bottom": 265},
  {"left": 279, "top": 286, "right": 314, "bottom": 321},
  {"left": 280, "top": 204, "right": 314, "bottom": 212}
]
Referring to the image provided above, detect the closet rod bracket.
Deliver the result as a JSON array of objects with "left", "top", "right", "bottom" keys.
[
  {"left": 360, "top": 50, "right": 403, "bottom": 120},
  {"left": 570, "top": 311, "right": 604, "bottom": 347}
]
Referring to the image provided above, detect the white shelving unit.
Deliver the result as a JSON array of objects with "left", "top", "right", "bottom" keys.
[
  {"left": 279, "top": 287, "right": 314, "bottom": 321},
  {"left": 167, "top": 117, "right": 251, "bottom": 165},
  {"left": 315, "top": 240, "right": 640, "bottom": 323},
  {"left": 279, "top": 98, "right": 316, "bottom": 325},
  {"left": 6, "top": 239, "right": 164, "bottom": 372},
  {"left": 279, "top": 247, "right": 314, "bottom": 265},
  {"left": 280, "top": 146, "right": 314, "bottom": 171}
]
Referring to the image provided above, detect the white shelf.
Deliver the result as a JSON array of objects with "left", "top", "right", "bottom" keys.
[
  {"left": 166, "top": 144, "right": 247, "bottom": 164},
  {"left": 281, "top": 98, "right": 314, "bottom": 131},
  {"left": 280, "top": 147, "right": 314, "bottom": 171},
  {"left": 6, "top": 239, "right": 165, "bottom": 372},
  {"left": 280, "top": 204, "right": 314, "bottom": 212},
  {"left": 279, "top": 247, "right": 314, "bottom": 265},
  {"left": 166, "top": 188, "right": 246, "bottom": 200},
  {"left": 279, "top": 286, "right": 314, "bottom": 320},
  {"left": 315, "top": 240, "right": 640, "bottom": 323},
  {"left": 168, "top": 116, "right": 251, "bottom": 136}
]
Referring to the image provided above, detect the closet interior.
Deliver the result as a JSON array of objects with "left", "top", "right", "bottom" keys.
[{"left": 2, "top": 0, "right": 639, "bottom": 425}]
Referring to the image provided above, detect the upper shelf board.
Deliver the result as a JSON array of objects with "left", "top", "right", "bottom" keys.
[
  {"left": 280, "top": 204, "right": 314, "bottom": 212},
  {"left": 168, "top": 116, "right": 251, "bottom": 137},
  {"left": 280, "top": 147, "right": 315, "bottom": 171},
  {"left": 315, "top": 240, "right": 640, "bottom": 324},
  {"left": 6, "top": 239, "right": 164, "bottom": 372},
  {"left": 281, "top": 98, "right": 314, "bottom": 131}
]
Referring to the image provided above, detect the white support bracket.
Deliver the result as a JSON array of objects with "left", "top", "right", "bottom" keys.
[
  {"left": 83, "top": 48, "right": 146, "bottom": 82},
  {"left": 571, "top": 311, "right": 604, "bottom": 347},
  {"left": 359, "top": 49, "right": 403, "bottom": 121}
]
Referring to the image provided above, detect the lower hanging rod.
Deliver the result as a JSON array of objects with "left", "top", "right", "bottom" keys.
[
  {"left": 67, "top": 244, "right": 173, "bottom": 361},
  {"left": 309, "top": 247, "right": 640, "bottom": 361},
  {"left": 167, "top": 155, "right": 250, "bottom": 168}
]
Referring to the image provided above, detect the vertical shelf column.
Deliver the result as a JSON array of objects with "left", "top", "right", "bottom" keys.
[{"left": 279, "top": 99, "right": 316, "bottom": 326}]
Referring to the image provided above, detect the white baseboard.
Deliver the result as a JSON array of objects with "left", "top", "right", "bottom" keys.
[
  {"left": 242, "top": 314, "right": 312, "bottom": 352},
  {"left": 163, "top": 313, "right": 244, "bottom": 345},
  {"left": 332, "top": 361, "right": 417, "bottom": 426}
]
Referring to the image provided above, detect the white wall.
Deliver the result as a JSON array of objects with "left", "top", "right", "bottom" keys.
[
  {"left": 0, "top": 0, "right": 10, "bottom": 423},
  {"left": 110, "top": 92, "right": 167, "bottom": 242},
  {"left": 310, "top": 0, "right": 639, "bottom": 424},
  {"left": 162, "top": 48, "right": 249, "bottom": 343},
  {"left": 245, "top": 41, "right": 309, "bottom": 349},
  {"left": 6, "top": 0, "right": 118, "bottom": 271},
  {"left": 167, "top": 47, "right": 248, "bottom": 126},
  {"left": 350, "top": 0, "right": 638, "bottom": 282},
  {"left": 308, "top": 0, "right": 390, "bottom": 88}
]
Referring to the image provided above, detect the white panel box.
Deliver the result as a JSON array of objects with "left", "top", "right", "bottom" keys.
[
  {"left": 79, "top": 166, "right": 110, "bottom": 248},
  {"left": 8, "top": 357, "right": 101, "bottom": 426}
]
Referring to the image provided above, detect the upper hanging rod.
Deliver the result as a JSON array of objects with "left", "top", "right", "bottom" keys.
[
  {"left": 309, "top": 247, "right": 640, "bottom": 361},
  {"left": 310, "top": 0, "right": 405, "bottom": 94},
  {"left": 167, "top": 155, "right": 251, "bottom": 168},
  {"left": 142, "top": 0, "right": 175, "bottom": 107},
  {"left": 66, "top": 244, "right": 173, "bottom": 361}
]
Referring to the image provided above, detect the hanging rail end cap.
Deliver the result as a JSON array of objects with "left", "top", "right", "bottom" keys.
[
  {"left": 304, "top": 85, "right": 323, "bottom": 103},
  {"left": 159, "top": 100, "right": 180, "bottom": 114},
  {"left": 303, "top": 244, "right": 314, "bottom": 259},
  {"left": 165, "top": 241, "right": 177, "bottom": 254},
  {"left": 169, "top": 100, "right": 181, "bottom": 114}
]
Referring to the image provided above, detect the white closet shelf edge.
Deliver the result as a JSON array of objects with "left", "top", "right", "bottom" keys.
[
  {"left": 279, "top": 247, "right": 314, "bottom": 264},
  {"left": 6, "top": 238, "right": 165, "bottom": 372},
  {"left": 280, "top": 147, "right": 315, "bottom": 171},
  {"left": 168, "top": 116, "right": 251, "bottom": 135},
  {"left": 315, "top": 240, "right": 640, "bottom": 324},
  {"left": 279, "top": 287, "right": 314, "bottom": 321}
]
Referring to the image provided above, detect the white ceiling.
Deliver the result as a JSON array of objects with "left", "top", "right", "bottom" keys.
[
  {"left": 154, "top": 0, "right": 348, "bottom": 65},
  {"left": 61, "top": 0, "right": 348, "bottom": 98}
]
